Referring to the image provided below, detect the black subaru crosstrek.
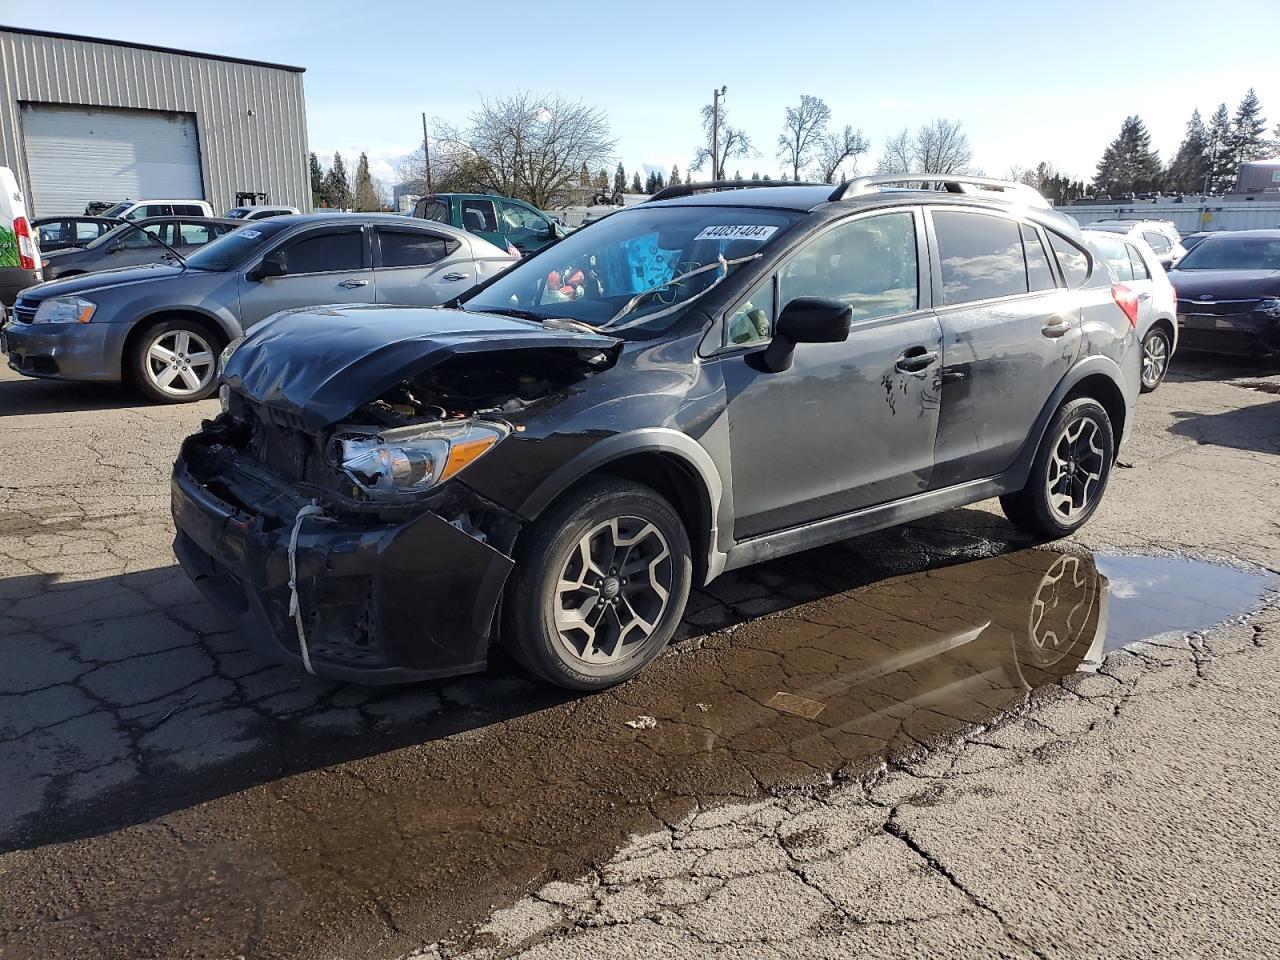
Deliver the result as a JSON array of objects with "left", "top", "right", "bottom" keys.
[{"left": 171, "top": 176, "right": 1141, "bottom": 690}]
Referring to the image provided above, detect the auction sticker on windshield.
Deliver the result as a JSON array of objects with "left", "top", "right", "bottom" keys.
[{"left": 694, "top": 224, "right": 778, "bottom": 242}]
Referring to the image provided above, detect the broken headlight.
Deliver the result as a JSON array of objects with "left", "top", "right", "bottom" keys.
[{"left": 335, "top": 420, "right": 509, "bottom": 499}]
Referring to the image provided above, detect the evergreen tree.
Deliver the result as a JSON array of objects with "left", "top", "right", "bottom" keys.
[
  {"left": 1205, "top": 103, "right": 1235, "bottom": 194},
  {"left": 654, "top": 171, "right": 666, "bottom": 192},
  {"left": 631, "top": 171, "right": 643, "bottom": 193},
  {"left": 669, "top": 164, "right": 681, "bottom": 187},
  {"left": 595, "top": 168, "right": 609, "bottom": 192},
  {"left": 613, "top": 162, "right": 627, "bottom": 196},
  {"left": 353, "top": 152, "right": 381, "bottom": 211},
  {"left": 579, "top": 162, "right": 591, "bottom": 187},
  {"left": 323, "top": 152, "right": 351, "bottom": 209},
  {"left": 749, "top": 170, "right": 760, "bottom": 180},
  {"left": 308, "top": 152, "right": 325, "bottom": 207},
  {"left": 1229, "top": 88, "right": 1271, "bottom": 172},
  {"left": 733, "top": 169, "right": 742, "bottom": 181},
  {"left": 1092, "top": 116, "right": 1163, "bottom": 196},
  {"left": 1165, "top": 109, "right": 1210, "bottom": 195},
  {"left": 644, "top": 171, "right": 657, "bottom": 194}
]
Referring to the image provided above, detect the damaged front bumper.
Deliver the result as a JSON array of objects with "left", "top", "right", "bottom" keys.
[{"left": 171, "top": 435, "right": 516, "bottom": 684}]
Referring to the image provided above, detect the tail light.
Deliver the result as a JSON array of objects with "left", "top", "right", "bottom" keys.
[
  {"left": 13, "top": 216, "right": 38, "bottom": 273},
  {"left": 1111, "top": 283, "right": 1139, "bottom": 327}
]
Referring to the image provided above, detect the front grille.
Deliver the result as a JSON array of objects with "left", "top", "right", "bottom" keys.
[
  {"left": 1177, "top": 298, "right": 1260, "bottom": 316},
  {"left": 11, "top": 297, "right": 36, "bottom": 324},
  {"left": 241, "top": 399, "right": 328, "bottom": 485}
]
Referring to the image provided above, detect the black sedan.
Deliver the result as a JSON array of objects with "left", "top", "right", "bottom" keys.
[
  {"left": 40, "top": 216, "right": 242, "bottom": 281},
  {"left": 34, "top": 216, "right": 121, "bottom": 252},
  {"left": 1168, "top": 230, "right": 1280, "bottom": 357}
]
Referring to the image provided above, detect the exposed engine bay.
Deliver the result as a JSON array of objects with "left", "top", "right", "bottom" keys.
[{"left": 339, "top": 346, "right": 615, "bottom": 429}]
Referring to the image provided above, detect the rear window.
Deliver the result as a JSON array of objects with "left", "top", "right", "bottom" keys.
[
  {"left": 1091, "top": 234, "right": 1134, "bottom": 282},
  {"left": 1048, "top": 232, "right": 1091, "bottom": 288},
  {"left": 933, "top": 211, "right": 1027, "bottom": 304},
  {"left": 1022, "top": 224, "right": 1056, "bottom": 292}
]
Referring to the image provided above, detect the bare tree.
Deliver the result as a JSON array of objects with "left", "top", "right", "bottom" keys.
[
  {"left": 814, "top": 125, "right": 870, "bottom": 183},
  {"left": 914, "top": 118, "right": 972, "bottom": 174},
  {"left": 876, "top": 128, "right": 914, "bottom": 174},
  {"left": 777, "top": 95, "right": 832, "bottom": 181},
  {"left": 422, "top": 93, "right": 616, "bottom": 208},
  {"left": 692, "top": 101, "right": 754, "bottom": 178},
  {"left": 875, "top": 119, "right": 973, "bottom": 177}
]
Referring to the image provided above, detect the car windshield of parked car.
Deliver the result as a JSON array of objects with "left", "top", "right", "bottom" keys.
[
  {"left": 461, "top": 205, "right": 802, "bottom": 330},
  {"left": 1084, "top": 225, "right": 1131, "bottom": 235},
  {"left": 224, "top": 208, "right": 251, "bottom": 219},
  {"left": 99, "top": 202, "right": 133, "bottom": 219},
  {"left": 1175, "top": 235, "right": 1280, "bottom": 271},
  {"left": 181, "top": 220, "right": 289, "bottom": 271}
]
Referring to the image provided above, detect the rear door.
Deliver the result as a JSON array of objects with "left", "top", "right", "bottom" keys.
[
  {"left": 718, "top": 207, "right": 943, "bottom": 537},
  {"left": 237, "top": 225, "right": 374, "bottom": 327},
  {"left": 373, "top": 226, "right": 477, "bottom": 304},
  {"left": 929, "top": 209, "right": 1082, "bottom": 487}
]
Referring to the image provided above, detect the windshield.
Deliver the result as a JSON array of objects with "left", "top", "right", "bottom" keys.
[
  {"left": 224, "top": 208, "right": 250, "bottom": 219},
  {"left": 461, "top": 205, "right": 802, "bottom": 330},
  {"left": 100, "top": 202, "right": 132, "bottom": 219},
  {"left": 1084, "top": 225, "right": 1131, "bottom": 235},
  {"left": 1175, "top": 234, "right": 1280, "bottom": 271},
  {"left": 182, "top": 221, "right": 290, "bottom": 271}
]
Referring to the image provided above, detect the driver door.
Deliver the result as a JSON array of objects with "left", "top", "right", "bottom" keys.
[
  {"left": 715, "top": 208, "right": 943, "bottom": 539},
  {"left": 237, "top": 225, "right": 374, "bottom": 328}
]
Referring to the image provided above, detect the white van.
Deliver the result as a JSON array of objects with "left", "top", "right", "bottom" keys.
[
  {"left": 97, "top": 199, "right": 214, "bottom": 221},
  {"left": 0, "top": 167, "right": 41, "bottom": 306}
]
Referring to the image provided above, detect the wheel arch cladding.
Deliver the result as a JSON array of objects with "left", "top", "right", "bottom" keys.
[{"left": 1064, "top": 373, "right": 1126, "bottom": 444}]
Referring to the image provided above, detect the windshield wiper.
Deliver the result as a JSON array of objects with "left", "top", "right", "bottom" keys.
[
  {"left": 468, "top": 305, "right": 549, "bottom": 323},
  {"left": 116, "top": 221, "right": 187, "bottom": 266}
]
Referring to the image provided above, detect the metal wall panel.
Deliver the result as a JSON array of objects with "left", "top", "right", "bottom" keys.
[
  {"left": 21, "top": 103, "right": 204, "bottom": 215},
  {"left": 0, "top": 29, "right": 309, "bottom": 218}
]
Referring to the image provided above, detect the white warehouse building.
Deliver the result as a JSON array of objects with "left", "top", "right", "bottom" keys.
[{"left": 0, "top": 25, "right": 310, "bottom": 218}]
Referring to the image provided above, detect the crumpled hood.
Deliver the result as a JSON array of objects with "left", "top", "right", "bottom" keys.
[
  {"left": 222, "top": 304, "right": 622, "bottom": 430},
  {"left": 23, "top": 263, "right": 187, "bottom": 300},
  {"left": 1167, "top": 268, "right": 1280, "bottom": 301}
]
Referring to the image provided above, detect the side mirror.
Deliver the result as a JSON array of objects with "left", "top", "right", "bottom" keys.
[
  {"left": 249, "top": 253, "right": 287, "bottom": 281},
  {"left": 761, "top": 297, "right": 852, "bottom": 373}
]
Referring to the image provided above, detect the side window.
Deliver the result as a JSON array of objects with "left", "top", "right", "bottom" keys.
[
  {"left": 932, "top": 211, "right": 1027, "bottom": 304},
  {"left": 460, "top": 199, "right": 498, "bottom": 233},
  {"left": 378, "top": 230, "right": 452, "bottom": 268},
  {"left": 80, "top": 221, "right": 106, "bottom": 241},
  {"left": 38, "top": 221, "right": 68, "bottom": 243},
  {"left": 1022, "top": 224, "right": 1056, "bottom": 292},
  {"left": 500, "top": 201, "right": 549, "bottom": 235},
  {"left": 174, "top": 204, "right": 201, "bottom": 216},
  {"left": 1127, "top": 243, "right": 1151, "bottom": 280},
  {"left": 778, "top": 211, "right": 918, "bottom": 322},
  {"left": 119, "top": 224, "right": 166, "bottom": 248},
  {"left": 1048, "top": 232, "right": 1091, "bottom": 288},
  {"left": 1143, "top": 232, "right": 1171, "bottom": 255},
  {"left": 1091, "top": 234, "right": 1133, "bottom": 282},
  {"left": 418, "top": 199, "right": 450, "bottom": 223},
  {"left": 144, "top": 204, "right": 173, "bottom": 218},
  {"left": 276, "top": 230, "right": 364, "bottom": 274},
  {"left": 726, "top": 278, "right": 775, "bottom": 346},
  {"left": 178, "top": 222, "right": 215, "bottom": 246}
]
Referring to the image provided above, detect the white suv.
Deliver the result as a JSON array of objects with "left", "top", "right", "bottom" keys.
[
  {"left": 1086, "top": 232, "right": 1178, "bottom": 392},
  {"left": 98, "top": 200, "right": 214, "bottom": 221},
  {"left": 1083, "top": 219, "right": 1185, "bottom": 270}
]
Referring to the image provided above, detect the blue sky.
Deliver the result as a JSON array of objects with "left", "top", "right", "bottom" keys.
[{"left": 6, "top": 1, "right": 1279, "bottom": 189}]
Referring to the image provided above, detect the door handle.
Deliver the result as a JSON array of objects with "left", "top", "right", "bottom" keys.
[
  {"left": 338, "top": 278, "right": 369, "bottom": 288},
  {"left": 1041, "top": 315, "right": 1074, "bottom": 339},
  {"left": 895, "top": 346, "right": 939, "bottom": 374},
  {"left": 442, "top": 272, "right": 469, "bottom": 282}
]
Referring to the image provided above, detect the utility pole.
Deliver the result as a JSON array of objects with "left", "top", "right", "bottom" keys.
[
  {"left": 421, "top": 112, "right": 433, "bottom": 194},
  {"left": 711, "top": 85, "right": 726, "bottom": 181}
]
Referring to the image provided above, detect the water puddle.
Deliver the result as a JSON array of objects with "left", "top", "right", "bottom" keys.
[{"left": 3, "top": 548, "right": 1273, "bottom": 959}]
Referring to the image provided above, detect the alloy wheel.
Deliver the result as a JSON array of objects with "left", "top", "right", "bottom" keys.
[
  {"left": 144, "top": 329, "right": 216, "bottom": 398},
  {"left": 1045, "top": 416, "right": 1106, "bottom": 522},
  {"left": 1027, "top": 554, "right": 1094, "bottom": 667},
  {"left": 553, "top": 516, "right": 673, "bottom": 665},
  {"left": 1142, "top": 332, "right": 1169, "bottom": 388}
]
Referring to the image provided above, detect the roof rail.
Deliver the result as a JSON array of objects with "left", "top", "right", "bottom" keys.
[
  {"left": 647, "top": 179, "right": 821, "bottom": 203},
  {"left": 830, "top": 174, "right": 1051, "bottom": 208}
]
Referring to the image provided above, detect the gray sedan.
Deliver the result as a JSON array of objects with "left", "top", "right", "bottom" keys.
[{"left": 1, "top": 214, "right": 517, "bottom": 403}]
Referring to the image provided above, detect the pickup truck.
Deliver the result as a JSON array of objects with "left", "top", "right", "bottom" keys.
[{"left": 411, "top": 192, "right": 566, "bottom": 256}]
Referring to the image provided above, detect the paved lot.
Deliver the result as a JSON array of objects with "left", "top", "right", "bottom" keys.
[{"left": 0, "top": 357, "right": 1278, "bottom": 959}]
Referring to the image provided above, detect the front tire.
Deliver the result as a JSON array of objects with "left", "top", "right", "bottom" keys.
[
  {"left": 131, "top": 319, "right": 222, "bottom": 403},
  {"left": 503, "top": 477, "right": 692, "bottom": 690},
  {"left": 1000, "top": 397, "right": 1115, "bottom": 538},
  {"left": 1140, "top": 326, "right": 1171, "bottom": 393}
]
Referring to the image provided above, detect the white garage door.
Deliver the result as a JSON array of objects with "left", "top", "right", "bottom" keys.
[{"left": 21, "top": 104, "right": 204, "bottom": 217}]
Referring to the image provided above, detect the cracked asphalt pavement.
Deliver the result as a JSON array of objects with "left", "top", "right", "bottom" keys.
[{"left": 1, "top": 356, "right": 1278, "bottom": 960}]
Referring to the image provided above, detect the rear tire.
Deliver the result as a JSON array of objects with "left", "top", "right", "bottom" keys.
[
  {"left": 131, "top": 318, "right": 223, "bottom": 404},
  {"left": 503, "top": 477, "right": 692, "bottom": 690},
  {"left": 1000, "top": 397, "right": 1115, "bottom": 539},
  {"left": 1140, "top": 326, "right": 1171, "bottom": 393}
]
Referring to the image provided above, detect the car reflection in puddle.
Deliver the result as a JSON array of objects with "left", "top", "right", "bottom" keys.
[{"left": 6, "top": 548, "right": 1274, "bottom": 958}]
